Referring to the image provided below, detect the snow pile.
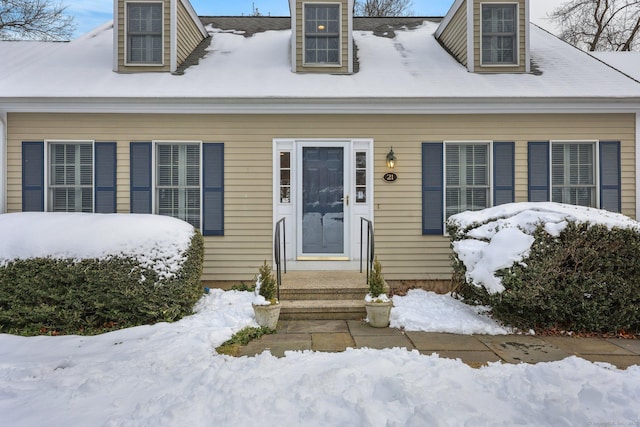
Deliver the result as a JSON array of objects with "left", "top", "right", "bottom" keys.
[
  {"left": 390, "top": 289, "right": 510, "bottom": 334},
  {"left": 0, "top": 289, "right": 639, "bottom": 426},
  {"left": 0, "top": 212, "right": 195, "bottom": 279},
  {"left": 448, "top": 202, "right": 640, "bottom": 294}
]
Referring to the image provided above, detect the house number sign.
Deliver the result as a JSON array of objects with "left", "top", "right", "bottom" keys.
[{"left": 383, "top": 172, "right": 398, "bottom": 182}]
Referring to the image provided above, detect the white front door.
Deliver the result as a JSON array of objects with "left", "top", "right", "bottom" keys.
[{"left": 273, "top": 139, "right": 373, "bottom": 270}]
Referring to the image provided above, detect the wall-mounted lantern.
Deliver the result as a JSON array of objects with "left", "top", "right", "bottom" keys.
[{"left": 383, "top": 147, "right": 398, "bottom": 182}]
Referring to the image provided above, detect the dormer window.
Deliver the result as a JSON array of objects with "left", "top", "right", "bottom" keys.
[
  {"left": 304, "top": 4, "right": 341, "bottom": 65},
  {"left": 481, "top": 3, "right": 517, "bottom": 66},
  {"left": 126, "top": 2, "right": 163, "bottom": 65}
]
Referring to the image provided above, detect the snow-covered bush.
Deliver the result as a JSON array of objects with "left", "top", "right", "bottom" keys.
[
  {"left": 0, "top": 213, "right": 204, "bottom": 336},
  {"left": 448, "top": 203, "right": 640, "bottom": 334}
]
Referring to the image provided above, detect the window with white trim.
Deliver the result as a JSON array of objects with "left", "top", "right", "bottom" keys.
[
  {"left": 304, "top": 4, "right": 340, "bottom": 65},
  {"left": 127, "top": 2, "right": 163, "bottom": 64},
  {"left": 279, "top": 151, "right": 291, "bottom": 203},
  {"left": 551, "top": 141, "right": 596, "bottom": 207},
  {"left": 481, "top": 3, "right": 517, "bottom": 65},
  {"left": 445, "top": 143, "right": 490, "bottom": 218},
  {"left": 48, "top": 142, "right": 93, "bottom": 212},
  {"left": 156, "top": 143, "right": 201, "bottom": 228}
]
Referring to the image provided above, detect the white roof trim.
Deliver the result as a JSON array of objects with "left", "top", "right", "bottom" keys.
[
  {"left": 179, "top": 0, "right": 208, "bottom": 38},
  {"left": 435, "top": 0, "right": 465, "bottom": 39},
  {"left": 2, "top": 97, "right": 639, "bottom": 115}
]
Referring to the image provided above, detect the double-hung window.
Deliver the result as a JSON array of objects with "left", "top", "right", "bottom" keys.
[
  {"left": 551, "top": 142, "right": 596, "bottom": 207},
  {"left": 48, "top": 142, "right": 94, "bottom": 212},
  {"left": 423, "top": 141, "right": 514, "bottom": 235},
  {"left": 445, "top": 143, "right": 491, "bottom": 218},
  {"left": 528, "top": 140, "right": 620, "bottom": 213},
  {"left": 127, "top": 2, "right": 163, "bottom": 65},
  {"left": 304, "top": 4, "right": 340, "bottom": 65},
  {"left": 481, "top": 3, "right": 518, "bottom": 65},
  {"left": 156, "top": 143, "right": 201, "bottom": 228}
]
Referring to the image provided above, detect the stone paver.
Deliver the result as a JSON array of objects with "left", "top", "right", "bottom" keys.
[
  {"left": 405, "top": 332, "right": 489, "bottom": 351},
  {"left": 541, "top": 336, "right": 634, "bottom": 356},
  {"left": 285, "top": 319, "right": 350, "bottom": 334},
  {"left": 240, "top": 333, "right": 311, "bottom": 358},
  {"left": 347, "top": 320, "right": 406, "bottom": 336},
  {"left": 607, "top": 338, "right": 640, "bottom": 355},
  {"left": 477, "top": 335, "right": 569, "bottom": 364},
  {"left": 312, "top": 332, "right": 355, "bottom": 352},
  {"left": 579, "top": 354, "right": 640, "bottom": 370},
  {"left": 353, "top": 334, "right": 414, "bottom": 350},
  {"left": 421, "top": 350, "right": 502, "bottom": 366},
  {"left": 234, "top": 320, "right": 639, "bottom": 367}
]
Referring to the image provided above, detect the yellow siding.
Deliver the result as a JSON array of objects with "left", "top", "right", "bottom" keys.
[
  {"left": 6, "top": 112, "right": 636, "bottom": 282},
  {"left": 295, "top": 0, "right": 350, "bottom": 73},
  {"left": 473, "top": 0, "right": 526, "bottom": 73},
  {"left": 438, "top": 0, "right": 468, "bottom": 66},
  {"left": 117, "top": 0, "right": 171, "bottom": 73},
  {"left": 176, "top": 0, "right": 205, "bottom": 67}
]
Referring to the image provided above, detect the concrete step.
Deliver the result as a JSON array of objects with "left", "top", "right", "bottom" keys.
[
  {"left": 275, "top": 270, "right": 388, "bottom": 320},
  {"left": 280, "top": 299, "right": 366, "bottom": 321}
]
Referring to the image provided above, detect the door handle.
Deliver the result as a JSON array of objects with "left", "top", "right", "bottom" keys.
[{"left": 342, "top": 195, "right": 349, "bottom": 206}]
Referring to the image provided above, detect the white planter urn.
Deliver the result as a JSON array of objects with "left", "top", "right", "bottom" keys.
[
  {"left": 365, "top": 300, "right": 393, "bottom": 328},
  {"left": 252, "top": 303, "right": 281, "bottom": 329}
]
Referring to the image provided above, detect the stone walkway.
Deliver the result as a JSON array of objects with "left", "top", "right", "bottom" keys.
[{"left": 238, "top": 320, "right": 640, "bottom": 369}]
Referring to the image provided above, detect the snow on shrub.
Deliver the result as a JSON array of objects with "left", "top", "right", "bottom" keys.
[
  {"left": 447, "top": 202, "right": 640, "bottom": 333},
  {"left": 0, "top": 212, "right": 194, "bottom": 280},
  {"left": 0, "top": 213, "right": 204, "bottom": 335}
]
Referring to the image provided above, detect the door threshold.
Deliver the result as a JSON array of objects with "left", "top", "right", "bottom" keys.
[{"left": 297, "top": 256, "right": 350, "bottom": 261}]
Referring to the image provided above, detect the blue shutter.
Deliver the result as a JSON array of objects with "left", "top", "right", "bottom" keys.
[
  {"left": 493, "top": 142, "right": 514, "bottom": 205},
  {"left": 94, "top": 142, "right": 117, "bottom": 213},
  {"left": 528, "top": 142, "right": 549, "bottom": 202},
  {"left": 422, "top": 142, "right": 443, "bottom": 235},
  {"left": 202, "top": 143, "right": 224, "bottom": 236},
  {"left": 599, "top": 141, "right": 621, "bottom": 213},
  {"left": 22, "top": 141, "right": 44, "bottom": 212},
  {"left": 130, "top": 142, "right": 152, "bottom": 214}
]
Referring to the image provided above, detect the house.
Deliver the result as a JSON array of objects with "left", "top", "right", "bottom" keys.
[{"left": 1, "top": 0, "right": 639, "bottom": 289}]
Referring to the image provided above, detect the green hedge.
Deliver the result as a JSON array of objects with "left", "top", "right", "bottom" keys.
[
  {"left": 0, "top": 231, "right": 204, "bottom": 336},
  {"left": 451, "top": 221, "right": 640, "bottom": 334}
]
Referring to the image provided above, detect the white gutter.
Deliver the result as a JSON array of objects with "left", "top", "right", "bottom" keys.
[
  {"left": 2, "top": 97, "right": 639, "bottom": 115},
  {"left": 466, "top": 0, "right": 474, "bottom": 72},
  {"left": 0, "top": 111, "right": 6, "bottom": 214}
]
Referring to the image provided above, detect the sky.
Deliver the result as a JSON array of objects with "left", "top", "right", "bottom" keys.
[{"left": 63, "top": 0, "right": 559, "bottom": 38}]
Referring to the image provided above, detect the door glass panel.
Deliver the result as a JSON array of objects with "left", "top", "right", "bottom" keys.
[{"left": 302, "top": 147, "right": 344, "bottom": 254}]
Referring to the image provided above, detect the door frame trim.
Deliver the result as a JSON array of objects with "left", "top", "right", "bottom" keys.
[{"left": 273, "top": 138, "right": 374, "bottom": 271}]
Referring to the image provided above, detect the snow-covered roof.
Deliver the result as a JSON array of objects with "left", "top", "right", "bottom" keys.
[
  {"left": 591, "top": 51, "right": 640, "bottom": 82},
  {"left": 0, "top": 18, "right": 639, "bottom": 104}
]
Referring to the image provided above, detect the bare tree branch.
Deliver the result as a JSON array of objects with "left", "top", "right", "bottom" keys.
[
  {"left": 0, "top": 0, "right": 75, "bottom": 41},
  {"left": 354, "top": 0, "right": 413, "bottom": 17},
  {"left": 550, "top": 0, "right": 640, "bottom": 51}
]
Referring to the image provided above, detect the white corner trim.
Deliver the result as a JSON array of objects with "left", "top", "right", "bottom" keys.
[
  {"left": 466, "top": 0, "right": 474, "bottom": 72},
  {"left": 113, "top": 0, "right": 119, "bottom": 72},
  {"left": 290, "top": 0, "right": 297, "bottom": 73},
  {"left": 525, "top": 0, "right": 531, "bottom": 73},
  {"left": 170, "top": 0, "right": 177, "bottom": 73},
  {"left": 636, "top": 112, "right": 640, "bottom": 219},
  {"left": 0, "top": 112, "right": 6, "bottom": 213},
  {"left": 348, "top": 0, "right": 353, "bottom": 73}
]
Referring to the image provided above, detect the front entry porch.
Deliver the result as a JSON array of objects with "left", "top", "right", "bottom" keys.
[{"left": 278, "top": 270, "right": 388, "bottom": 320}]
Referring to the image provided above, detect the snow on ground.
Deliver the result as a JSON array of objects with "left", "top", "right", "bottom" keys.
[
  {"left": 448, "top": 202, "right": 640, "bottom": 294},
  {"left": 390, "top": 289, "right": 510, "bottom": 335},
  {"left": 0, "top": 212, "right": 194, "bottom": 280},
  {"left": 1, "top": 289, "right": 639, "bottom": 426}
]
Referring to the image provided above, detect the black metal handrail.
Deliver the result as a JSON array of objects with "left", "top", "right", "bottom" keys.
[
  {"left": 360, "top": 217, "right": 374, "bottom": 284},
  {"left": 274, "top": 217, "right": 286, "bottom": 300}
]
